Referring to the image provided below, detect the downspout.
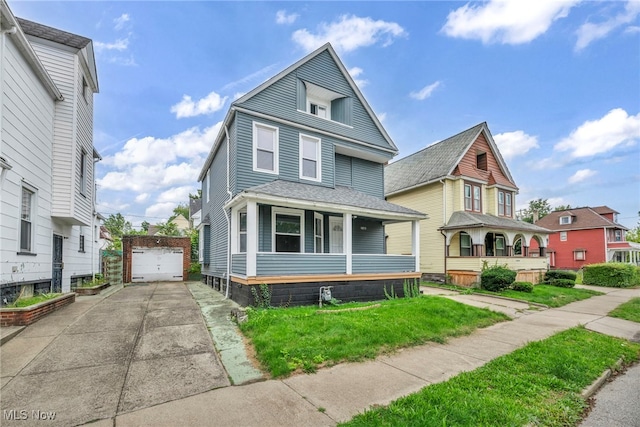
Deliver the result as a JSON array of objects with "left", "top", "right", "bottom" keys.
[
  {"left": 224, "top": 125, "right": 232, "bottom": 299},
  {"left": 91, "top": 157, "right": 99, "bottom": 281},
  {"left": 0, "top": 26, "right": 17, "bottom": 184},
  {"left": 440, "top": 179, "right": 447, "bottom": 283}
]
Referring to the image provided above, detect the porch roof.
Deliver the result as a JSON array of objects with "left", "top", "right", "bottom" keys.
[
  {"left": 226, "top": 180, "right": 427, "bottom": 221},
  {"left": 441, "top": 211, "right": 550, "bottom": 234}
]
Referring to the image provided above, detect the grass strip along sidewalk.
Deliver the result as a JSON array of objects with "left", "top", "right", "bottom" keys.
[
  {"left": 343, "top": 327, "right": 640, "bottom": 427},
  {"left": 608, "top": 297, "right": 640, "bottom": 323},
  {"left": 240, "top": 296, "right": 508, "bottom": 377}
]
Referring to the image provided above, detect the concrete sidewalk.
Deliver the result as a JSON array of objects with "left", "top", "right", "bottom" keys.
[{"left": 114, "top": 285, "right": 640, "bottom": 427}]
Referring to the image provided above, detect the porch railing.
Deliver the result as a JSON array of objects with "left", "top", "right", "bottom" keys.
[
  {"left": 447, "top": 256, "right": 548, "bottom": 272},
  {"left": 352, "top": 254, "right": 416, "bottom": 273}
]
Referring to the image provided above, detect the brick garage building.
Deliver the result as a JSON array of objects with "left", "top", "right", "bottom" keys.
[{"left": 122, "top": 236, "right": 191, "bottom": 283}]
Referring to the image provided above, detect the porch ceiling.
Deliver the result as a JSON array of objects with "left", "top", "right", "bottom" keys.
[{"left": 225, "top": 179, "right": 426, "bottom": 221}]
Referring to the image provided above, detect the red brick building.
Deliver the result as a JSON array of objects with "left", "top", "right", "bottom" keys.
[{"left": 534, "top": 206, "right": 639, "bottom": 270}]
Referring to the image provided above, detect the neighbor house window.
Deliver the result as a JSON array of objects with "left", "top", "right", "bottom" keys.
[
  {"left": 273, "top": 208, "right": 303, "bottom": 253},
  {"left": 505, "top": 193, "right": 512, "bottom": 217},
  {"left": 476, "top": 152, "right": 487, "bottom": 171},
  {"left": 253, "top": 122, "right": 279, "bottom": 174},
  {"left": 460, "top": 232, "right": 471, "bottom": 256},
  {"left": 473, "top": 186, "right": 481, "bottom": 212},
  {"left": 574, "top": 249, "right": 586, "bottom": 261},
  {"left": 20, "top": 186, "right": 34, "bottom": 252},
  {"left": 560, "top": 231, "right": 567, "bottom": 241},
  {"left": 614, "top": 230, "right": 622, "bottom": 242},
  {"left": 238, "top": 211, "right": 247, "bottom": 253},
  {"left": 79, "top": 234, "right": 85, "bottom": 253},
  {"left": 498, "top": 191, "right": 513, "bottom": 217},
  {"left": 300, "top": 134, "right": 321, "bottom": 181},
  {"left": 464, "top": 183, "right": 482, "bottom": 212},
  {"left": 464, "top": 184, "right": 472, "bottom": 210},
  {"left": 495, "top": 235, "right": 506, "bottom": 256},
  {"left": 559, "top": 216, "right": 571, "bottom": 225},
  {"left": 314, "top": 213, "right": 323, "bottom": 253},
  {"left": 80, "top": 150, "right": 87, "bottom": 196},
  {"left": 498, "top": 192, "right": 505, "bottom": 216}
]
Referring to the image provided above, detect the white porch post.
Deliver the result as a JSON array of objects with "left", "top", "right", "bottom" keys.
[
  {"left": 412, "top": 220, "right": 420, "bottom": 272},
  {"left": 345, "top": 213, "right": 352, "bottom": 274},
  {"left": 246, "top": 200, "right": 257, "bottom": 277}
]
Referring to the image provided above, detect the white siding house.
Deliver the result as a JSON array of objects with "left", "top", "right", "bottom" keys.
[{"left": 0, "top": 0, "right": 100, "bottom": 302}]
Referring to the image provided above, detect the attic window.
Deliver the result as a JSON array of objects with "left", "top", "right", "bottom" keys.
[
  {"left": 559, "top": 216, "right": 571, "bottom": 225},
  {"left": 476, "top": 152, "right": 487, "bottom": 171},
  {"left": 300, "top": 81, "right": 351, "bottom": 125}
]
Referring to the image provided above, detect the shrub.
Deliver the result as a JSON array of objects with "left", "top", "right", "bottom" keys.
[
  {"left": 481, "top": 266, "right": 516, "bottom": 292},
  {"left": 543, "top": 270, "right": 577, "bottom": 283},
  {"left": 583, "top": 263, "right": 639, "bottom": 288},
  {"left": 550, "top": 278, "right": 576, "bottom": 288},
  {"left": 511, "top": 281, "right": 533, "bottom": 293}
]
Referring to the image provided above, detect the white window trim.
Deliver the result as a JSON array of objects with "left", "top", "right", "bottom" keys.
[
  {"left": 253, "top": 121, "right": 279, "bottom": 175},
  {"left": 271, "top": 207, "right": 305, "bottom": 253},
  {"left": 464, "top": 184, "right": 472, "bottom": 211},
  {"left": 505, "top": 193, "right": 512, "bottom": 217},
  {"left": 307, "top": 96, "right": 331, "bottom": 120},
  {"left": 574, "top": 249, "right": 586, "bottom": 261},
  {"left": 19, "top": 183, "right": 37, "bottom": 254},
  {"left": 559, "top": 216, "right": 571, "bottom": 225},
  {"left": 80, "top": 150, "right": 87, "bottom": 196},
  {"left": 314, "top": 212, "right": 324, "bottom": 253},
  {"left": 238, "top": 210, "right": 247, "bottom": 254},
  {"left": 299, "top": 134, "right": 322, "bottom": 182},
  {"left": 460, "top": 232, "right": 472, "bottom": 256},
  {"left": 205, "top": 170, "right": 210, "bottom": 203},
  {"left": 498, "top": 191, "right": 505, "bottom": 216},
  {"left": 560, "top": 231, "right": 567, "bottom": 241}
]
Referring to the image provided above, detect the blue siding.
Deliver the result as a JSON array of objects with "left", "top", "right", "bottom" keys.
[
  {"left": 353, "top": 218, "right": 384, "bottom": 254},
  {"left": 257, "top": 253, "right": 346, "bottom": 275},
  {"left": 229, "top": 117, "right": 238, "bottom": 195},
  {"left": 231, "top": 253, "right": 246, "bottom": 275},
  {"left": 352, "top": 157, "right": 384, "bottom": 198},
  {"left": 335, "top": 154, "right": 352, "bottom": 187},
  {"left": 201, "top": 138, "right": 230, "bottom": 278},
  {"left": 236, "top": 50, "right": 393, "bottom": 151},
  {"left": 202, "top": 225, "right": 211, "bottom": 264},
  {"left": 258, "top": 204, "right": 272, "bottom": 252},
  {"left": 352, "top": 255, "right": 415, "bottom": 273}
]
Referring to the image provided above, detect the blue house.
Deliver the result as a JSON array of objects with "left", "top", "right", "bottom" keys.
[{"left": 198, "top": 43, "right": 425, "bottom": 306}]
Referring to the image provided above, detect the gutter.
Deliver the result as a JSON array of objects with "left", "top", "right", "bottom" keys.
[{"left": 224, "top": 124, "right": 232, "bottom": 299}]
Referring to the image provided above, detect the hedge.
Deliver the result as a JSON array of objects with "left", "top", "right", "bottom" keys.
[
  {"left": 511, "top": 281, "right": 534, "bottom": 293},
  {"left": 543, "top": 270, "right": 577, "bottom": 283},
  {"left": 549, "top": 278, "right": 576, "bottom": 288},
  {"left": 582, "top": 263, "right": 640, "bottom": 288},
  {"left": 481, "top": 266, "right": 517, "bottom": 292}
]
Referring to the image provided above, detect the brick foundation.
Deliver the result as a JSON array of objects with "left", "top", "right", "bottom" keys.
[{"left": 0, "top": 293, "right": 76, "bottom": 327}]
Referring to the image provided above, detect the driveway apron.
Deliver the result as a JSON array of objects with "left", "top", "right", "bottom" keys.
[{"left": 0, "top": 283, "right": 229, "bottom": 427}]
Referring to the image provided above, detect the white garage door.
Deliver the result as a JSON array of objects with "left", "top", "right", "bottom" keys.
[{"left": 131, "top": 247, "right": 183, "bottom": 282}]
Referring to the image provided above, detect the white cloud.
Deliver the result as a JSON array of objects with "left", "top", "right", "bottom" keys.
[
  {"left": 113, "top": 13, "right": 130, "bottom": 31},
  {"left": 568, "top": 169, "right": 597, "bottom": 184},
  {"left": 575, "top": 0, "right": 640, "bottom": 51},
  {"left": 292, "top": 14, "right": 407, "bottom": 53},
  {"left": 221, "top": 63, "right": 281, "bottom": 91},
  {"left": 145, "top": 202, "right": 177, "bottom": 220},
  {"left": 554, "top": 108, "right": 640, "bottom": 158},
  {"left": 276, "top": 10, "right": 299, "bottom": 25},
  {"left": 494, "top": 130, "right": 539, "bottom": 160},
  {"left": 377, "top": 112, "right": 387, "bottom": 123},
  {"left": 170, "top": 91, "right": 228, "bottom": 118},
  {"left": 232, "top": 92, "right": 245, "bottom": 101},
  {"left": 441, "top": 0, "right": 580, "bottom": 45},
  {"left": 135, "top": 193, "right": 149, "bottom": 203},
  {"left": 157, "top": 186, "right": 194, "bottom": 203},
  {"left": 409, "top": 81, "right": 441, "bottom": 100},
  {"left": 348, "top": 66, "right": 368, "bottom": 88},
  {"left": 98, "top": 122, "right": 221, "bottom": 194},
  {"left": 94, "top": 38, "right": 129, "bottom": 52}
]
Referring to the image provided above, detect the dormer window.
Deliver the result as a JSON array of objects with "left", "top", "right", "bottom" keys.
[
  {"left": 476, "top": 152, "right": 487, "bottom": 171},
  {"left": 299, "top": 80, "right": 351, "bottom": 125},
  {"left": 559, "top": 216, "right": 571, "bottom": 225},
  {"left": 309, "top": 101, "right": 328, "bottom": 119}
]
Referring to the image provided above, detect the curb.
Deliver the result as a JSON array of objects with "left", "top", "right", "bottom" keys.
[
  {"left": 420, "top": 285, "right": 549, "bottom": 309},
  {"left": 580, "top": 358, "right": 623, "bottom": 398},
  {"left": 0, "top": 326, "right": 25, "bottom": 346}
]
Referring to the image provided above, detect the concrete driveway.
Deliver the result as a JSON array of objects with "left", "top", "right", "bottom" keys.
[{"left": 1, "top": 283, "right": 230, "bottom": 427}]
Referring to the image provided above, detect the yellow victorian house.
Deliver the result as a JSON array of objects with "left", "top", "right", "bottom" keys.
[{"left": 385, "top": 122, "right": 550, "bottom": 286}]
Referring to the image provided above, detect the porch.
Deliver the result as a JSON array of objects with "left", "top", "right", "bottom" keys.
[
  {"left": 447, "top": 256, "right": 548, "bottom": 286},
  {"left": 608, "top": 241, "right": 640, "bottom": 265}
]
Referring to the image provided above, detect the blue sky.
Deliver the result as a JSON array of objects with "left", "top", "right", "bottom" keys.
[{"left": 12, "top": 1, "right": 640, "bottom": 228}]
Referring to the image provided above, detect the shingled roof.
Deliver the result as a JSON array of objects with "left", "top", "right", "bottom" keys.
[
  {"left": 535, "top": 207, "right": 628, "bottom": 231},
  {"left": 441, "top": 211, "right": 550, "bottom": 234},
  {"left": 234, "top": 180, "right": 426, "bottom": 219},
  {"left": 17, "top": 17, "right": 90, "bottom": 49},
  {"left": 385, "top": 122, "right": 516, "bottom": 196}
]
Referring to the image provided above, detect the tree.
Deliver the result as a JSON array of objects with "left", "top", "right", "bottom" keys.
[
  {"left": 141, "top": 221, "right": 150, "bottom": 232},
  {"left": 189, "top": 189, "right": 202, "bottom": 199},
  {"left": 103, "top": 213, "right": 132, "bottom": 238},
  {"left": 156, "top": 221, "right": 180, "bottom": 236},
  {"left": 171, "top": 203, "right": 189, "bottom": 221},
  {"left": 626, "top": 211, "right": 640, "bottom": 243},
  {"left": 519, "top": 198, "right": 552, "bottom": 223},
  {"left": 554, "top": 204, "right": 572, "bottom": 211}
]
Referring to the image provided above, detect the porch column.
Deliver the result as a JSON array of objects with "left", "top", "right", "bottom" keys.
[
  {"left": 540, "top": 247, "right": 546, "bottom": 257},
  {"left": 523, "top": 246, "right": 529, "bottom": 257},
  {"left": 246, "top": 200, "right": 257, "bottom": 277},
  {"left": 412, "top": 220, "right": 420, "bottom": 272},
  {"left": 344, "top": 213, "right": 353, "bottom": 274},
  {"left": 506, "top": 245, "right": 513, "bottom": 257}
]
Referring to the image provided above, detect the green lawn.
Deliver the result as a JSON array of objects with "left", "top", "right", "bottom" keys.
[
  {"left": 5, "top": 293, "right": 61, "bottom": 308},
  {"left": 423, "top": 282, "right": 602, "bottom": 308},
  {"left": 239, "top": 296, "right": 509, "bottom": 377},
  {"left": 343, "top": 327, "right": 640, "bottom": 427},
  {"left": 609, "top": 297, "right": 640, "bottom": 323}
]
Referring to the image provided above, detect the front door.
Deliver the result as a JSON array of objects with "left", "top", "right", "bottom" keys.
[
  {"left": 52, "top": 234, "right": 63, "bottom": 292},
  {"left": 329, "top": 217, "right": 343, "bottom": 253}
]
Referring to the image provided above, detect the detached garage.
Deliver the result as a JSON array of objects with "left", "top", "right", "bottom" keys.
[{"left": 123, "top": 236, "right": 191, "bottom": 283}]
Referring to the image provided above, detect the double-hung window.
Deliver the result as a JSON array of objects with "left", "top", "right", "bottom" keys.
[
  {"left": 80, "top": 150, "right": 87, "bottom": 196},
  {"left": 498, "top": 191, "right": 513, "bottom": 217},
  {"left": 460, "top": 232, "right": 471, "bottom": 256},
  {"left": 505, "top": 193, "right": 512, "bottom": 217},
  {"left": 464, "top": 183, "right": 481, "bottom": 212},
  {"left": 20, "top": 187, "right": 34, "bottom": 252},
  {"left": 273, "top": 209, "right": 303, "bottom": 253},
  {"left": 238, "top": 211, "right": 247, "bottom": 253},
  {"left": 498, "top": 191, "right": 505, "bottom": 216},
  {"left": 309, "top": 102, "right": 328, "bottom": 118},
  {"left": 559, "top": 216, "right": 571, "bottom": 225},
  {"left": 300, "top": 134, "right": 321, "bottom": 181},
  {"left": 253, "top": 122, "right": 278, "bottom": 174},
  {"left": 314, "top": 213, "right": 323, "bottom": 253},
  {"left": 79, "top": 234, "right": 85, "bottom": 253},
  {"left": 464, "top": 184, "right": 472, "bottom": 210}
]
